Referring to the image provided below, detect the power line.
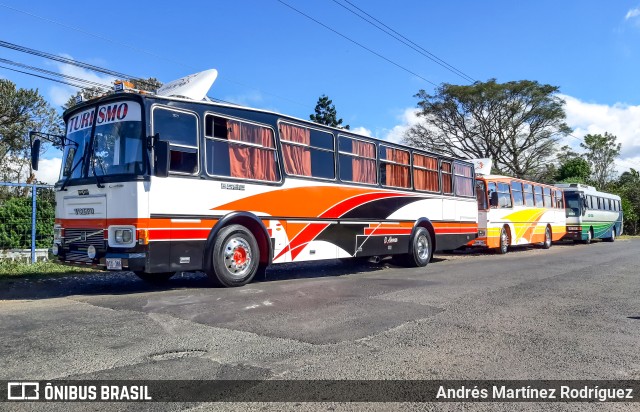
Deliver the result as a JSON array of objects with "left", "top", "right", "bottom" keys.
[
  {"left": 0, "top": 3, "right": 309, "bottom": 108},
  {"left": 331, "top": 0, "right": 476, "bottom": 83},
  {"left": 0, "top": 57, "right": 111, "bottom": 91},
  {"left": 0, "top": 40, "right": 159, "bottom": 90},
  {"left": 276, "top": 0, "right": 438, "bottom": 87},
  {"left": 0, "top": 64, "right": 93, "bottom": 90}
]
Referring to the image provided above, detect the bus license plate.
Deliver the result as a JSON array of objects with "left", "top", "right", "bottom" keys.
[{"left": 106, "top": 258, "right": 122, "bottom": 270}]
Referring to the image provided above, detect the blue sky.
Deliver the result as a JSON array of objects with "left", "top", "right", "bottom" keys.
[{"left": 1, "top": 0, "right": 639, "bottom": 183}]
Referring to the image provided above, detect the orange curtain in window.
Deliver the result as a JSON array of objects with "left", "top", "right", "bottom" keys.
[
  {"left": 385, "top": 148, "right": 410, "bottom": 188},
  {"left": 227, "top": 120, "right": 250, "bottom": 179},
  {"left": 413, "top": 154, "right": 439, "bottom": 191},
  {"left": 442, "top": 162, "right": 453, "bottom": 194},
  {"left": 352, "top": 140, "right": 376, "bottom": 184},
  {"left": 280, "top": 124, "right": 311, "bottom": 176},
  {"left": 228, "top": 120, "right": 277, "bottom": 181}
]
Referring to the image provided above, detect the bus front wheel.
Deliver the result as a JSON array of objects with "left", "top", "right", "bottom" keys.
[
  {"left": 583, "top": 228, "right": 593, "bottom": 244},
  {"left": 541, "top": 226, "right": 552, "bottom": 249},
  {"left": 208, "top": 224, "right": 260, "bottom": 287},
  {"left": 497, "top": 226, "right": 510, "bottom": 254}
]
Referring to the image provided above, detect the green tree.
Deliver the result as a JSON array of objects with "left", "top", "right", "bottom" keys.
[
  {"left": 615, "top": 168, "right": 640, "bottom": 235},
  {"left": 555, "top": 157, "right": 591, "bottom": 183},
  {"left": 404, "top": 79, "right": 571, "bottom": 180},
  {"left": 310, "top": 94, "right": 350, "bottom": 129},
  {"left": 63, "top": 77, "right": 163, "bottom": 110},
  {"left": 0, "top": 79, "right": 62, "bottom": 185},
  {"left": 580, "top": 132, "right": 621, "bottom": 189}
]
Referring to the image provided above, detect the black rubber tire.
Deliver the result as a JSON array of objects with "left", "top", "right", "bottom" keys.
[
  {"left": 208, "top": 224, "right": 259, "bottom": 287},
  {"left": 541, "top": 226, "right": 552, "bottom": 249},
  {"left": 497, "top": 226, "right": 510, "bottom": 254},
  {"left": 402, "top": 227, "right": 432, "bottom": 267},
  {"left": 134, "top": 272, "right": 175, "bottom": 283},
  {"left": 604, "top": 228, "right": 616, "bottom": 243}
]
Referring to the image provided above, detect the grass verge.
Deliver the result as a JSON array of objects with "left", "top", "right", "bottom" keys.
[{"left": 0, "top": 260, "right": 102, "bottom": 279}]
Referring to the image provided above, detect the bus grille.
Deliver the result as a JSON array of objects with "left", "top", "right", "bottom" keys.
[{"left": 63, "top": 228, "right": 105, "bottom": 249}]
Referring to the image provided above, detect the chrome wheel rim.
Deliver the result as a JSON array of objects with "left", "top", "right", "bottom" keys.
[
  {"left": 545, "top": 228, "right": 551, "bottom": 246},
  {"left": 416, "top": 234, "right": 429, "bottom": 260},
  {"left": 501, "top": 230, "right": 509, "bottom": 252},
  {"left": 223, "top": 237, "right": 252, "bottom": 278}
]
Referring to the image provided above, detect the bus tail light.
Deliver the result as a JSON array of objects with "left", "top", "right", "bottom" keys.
[{"left": 137, "top": 229, "right": 150, "bottom": 245}]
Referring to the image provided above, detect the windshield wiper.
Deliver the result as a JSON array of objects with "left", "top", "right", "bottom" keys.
[
  {"left": 90, "top": 151, "right": 106, "bottom": 189},
  {"left": 59, "top": 154, "right": 85, "bottom": 191}
]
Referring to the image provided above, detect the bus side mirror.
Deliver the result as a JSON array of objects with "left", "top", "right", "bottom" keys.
[
  {"left": 489, "top": 191, "right": 499, "bottom": 207},
  {"left": 154, "top": 140, "right": 170, "bottom": 178},
  {"left": 31, "top": 138, "right": 41, "bottom": 171},
  {"left": 582, "top": 199, "right": 588, "bottom": 215}
]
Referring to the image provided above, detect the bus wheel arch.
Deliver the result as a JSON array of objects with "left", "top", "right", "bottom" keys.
[{"left": 204, "top": 212, "right": 272, "bottom": 287}]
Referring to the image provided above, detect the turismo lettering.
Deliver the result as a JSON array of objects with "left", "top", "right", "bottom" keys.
[
  {"left": 67, "top": 110, "right": 95, "bottom": 133},
  {"left": 97, "top": 102, "right": 129, "bottom": 125}
]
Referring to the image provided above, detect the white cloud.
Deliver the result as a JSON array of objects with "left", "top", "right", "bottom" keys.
[
  {"left": 381, "top": 108, "right": 422, "bottom": 143},
  {"left": 349, "top": 126, "right": 372, "bottom": 137},
  {"left": 35, "top": 157, "right": 62, "bottom": 185},
  {"left": 48, "top": 54, "right": 116, "bottom": 106},
  {"left": 559, "top": 94, "right": 640, "bottom": 172},
  {"left": 625, "top": 7, "right": 640, "bottom": 20}
]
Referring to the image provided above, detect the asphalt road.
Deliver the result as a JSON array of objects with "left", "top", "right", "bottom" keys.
[{"left": 1, "top": 239, "right": 639, "bottom": 411}]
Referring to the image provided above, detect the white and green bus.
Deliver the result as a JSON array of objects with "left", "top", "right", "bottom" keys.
[{"left": 556, "top": 183, "right": 623, "bottom": 243}]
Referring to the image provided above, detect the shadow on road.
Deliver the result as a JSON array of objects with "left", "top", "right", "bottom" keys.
[{"left": 0, "top": 258, "right": 392, "bottom": 301}]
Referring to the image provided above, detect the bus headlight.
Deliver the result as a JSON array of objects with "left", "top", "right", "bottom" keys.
[
  {"left": 115, "top": 229, "right": 133, "bottom": 244},
  {"left": 108, "top": 225, "right": 137, "bottom": 248},
  {"left": 87, "top": 245, "right": 96, "bottom": 259},
  {"left": 52, "top": 243, "right": 59, "bottom": 256},
  {"left": 54, "top": 226, "right": 63, "bottom": 243}
]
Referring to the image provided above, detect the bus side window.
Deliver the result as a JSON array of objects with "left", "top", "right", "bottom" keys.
[
  {"left": 524, "top": 184, "right": 534, "bottom": 207},
  {"left": 543, "top": 187, "right": 552, "bottom": 208},
  {"left": 497, "top": 182, "right": 512, "bottom": 208},
  {"left": 153, "top": 107, "right": 199, "bottom": 175},
  {"left": 511, "top": 181, "right": 524, "bottom": 206},
  {"left": 533, "top": 186, "right": 543, "bottom": 206}
]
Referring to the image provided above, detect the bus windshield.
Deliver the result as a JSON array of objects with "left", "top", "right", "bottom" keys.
[
  {"left": 564, "top": 191, "right": 582, "bottom": 217},
  {"left": 61, "top": 100, "right": 145, "bottom": 181}
]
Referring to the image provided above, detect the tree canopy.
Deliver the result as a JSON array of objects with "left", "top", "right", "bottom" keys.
[
  {"left": 0, "top": 79, "right": 62, "bottom": 184},
  {"left": 580, "top": 132, "right": 621, "bottom": 189},
  {"left": 404, "top": 79, "right": 572, "bottom": 180},
  {"left": 310, "top": 94, "right": 350, "bottom": 129}
]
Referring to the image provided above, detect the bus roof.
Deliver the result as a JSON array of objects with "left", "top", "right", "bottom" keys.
[{"left": 65, "top": 87, "right": 474, "bottom": 166}]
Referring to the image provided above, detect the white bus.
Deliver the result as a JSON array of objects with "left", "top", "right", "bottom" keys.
[
  {"left": 470, "top": 175, "right": 567, "bottom": 253},
  {"left": 31, "top": 71, "right": 479, "bottom": 287},
  {"left": 555, "top": 183, "right": 623, "bottom": 243}
]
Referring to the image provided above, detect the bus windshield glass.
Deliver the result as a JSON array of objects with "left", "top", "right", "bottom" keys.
[
  {"left": 564, "top": 191, "right": 582, "bottom": 217},
  {"left": 60, "top": 101, "right": 144, "bottom": 181},
  {"left": 91, "top": 101, "right": 144, "bottom": 176}
]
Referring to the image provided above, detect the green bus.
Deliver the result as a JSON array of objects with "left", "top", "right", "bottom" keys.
[{"left": 556, "top": 183, "right": 623, "bottom": 243}]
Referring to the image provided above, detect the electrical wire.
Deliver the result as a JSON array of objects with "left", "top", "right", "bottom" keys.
[
  {"left": 0, "top": 57, "right": 111, "bottom": 90},
  {"left": 276, "top": 0, "right": 438, "bottom": 87},
  {"left": 331, "top": 0, "right": 476, "bottom": 83}
]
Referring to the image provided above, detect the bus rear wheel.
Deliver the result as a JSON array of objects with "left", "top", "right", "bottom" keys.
[
  {"left": 541, "top": 226, "right": 552, "bottom": 249},
  {"left": 405, "top": 227, "right": 432, "bottom": 267},
  {"left": 208, "top": 224, "right": 259, "bottom": 287},
  {"left": 604, "top": 227, "right": 616, "bottom": 242}
]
